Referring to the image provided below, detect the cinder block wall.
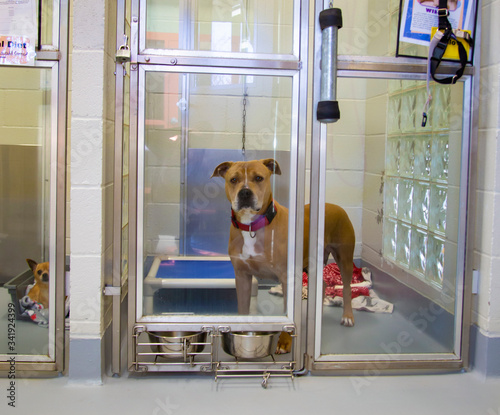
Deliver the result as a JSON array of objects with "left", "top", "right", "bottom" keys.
[
  {"left": 69, "top": 0, "right": 115, "bottom": 383},
  {"left": 470, "top": 0, "right": 500, "bottom": 376}
]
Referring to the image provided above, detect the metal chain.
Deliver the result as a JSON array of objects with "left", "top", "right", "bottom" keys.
[
  {"left": 241, "top": 1, "right": 250, "bottom": 157},
  {"left": 242, "top": 82, "right": 248, "bottom": 156}
]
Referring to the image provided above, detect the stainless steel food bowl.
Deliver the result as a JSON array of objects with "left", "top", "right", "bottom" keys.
[
  {"left": 221, "top": 331, "right": 278, "bottom": 359},
  {"left": 147, "top": 331, "right": 207, "bottom": 358}
]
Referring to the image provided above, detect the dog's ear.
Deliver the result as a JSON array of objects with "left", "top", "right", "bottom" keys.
[
  {"left": 261, "top": 159, "right": 282, "bottom": 175},
  {"left": 211, "top": 162, "right": 233, "bottom": 178},
  {"left": 26, "top": 259, "right": 38, "bottom": 271}
]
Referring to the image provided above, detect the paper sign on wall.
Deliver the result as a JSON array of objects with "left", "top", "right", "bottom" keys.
[
  {"left": 0, "top": 0, "right": 37, "bottom": 65},
  {"left": 399, "top": 0, "right": 475, "bottom": 46}
]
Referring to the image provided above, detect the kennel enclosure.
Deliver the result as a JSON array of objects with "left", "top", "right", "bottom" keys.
[{"left": 110, "top": 0, "right": 479, "bottom": 381}]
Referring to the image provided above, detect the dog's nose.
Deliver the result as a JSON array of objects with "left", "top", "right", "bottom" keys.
[
  {"left": 41, "top": 273, "right": 49, "bottom": 282},
  {"left": 238, "top": 188, "right": 253, "bottom": 200}
]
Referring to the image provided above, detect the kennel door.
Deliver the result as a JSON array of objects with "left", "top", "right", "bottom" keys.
[
  {"left": 0, "top": 56, "right": 68, "bottom": 372},
  {"left": 130, "top": 0, "right": 309, "bottom": 322},
  {"left": 309, "top": 74, "right": 473, "bottom": 370},
  {"left": 127, "top": 0, "right": 310, "bottom": 374},
  {"left": 307, "top": 0, "right": 475, "bottom": 371}
]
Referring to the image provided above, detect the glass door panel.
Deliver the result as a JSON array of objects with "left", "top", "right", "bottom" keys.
[
  {"left": 312, "top": 75, "right": 468, "bottom": 362},
  {"left": 332, "top": 0, "right": 402, "bottom": 57},
  {"left": 143, "top": 0, "right": 295, "bottom": 56},
  {"left": 138, "top": 67, "right": 297, "bottom": 319},
  {"left": 0, "top": 65, "right": 56, "bottom": 360}
]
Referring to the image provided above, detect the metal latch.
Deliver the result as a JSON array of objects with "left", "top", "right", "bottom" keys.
[
  {"left": 115, "top": 35, "right": 131, "bottom": 63},
  {"left": 103, "top": 285, "right": 121, "bottom": 296}
]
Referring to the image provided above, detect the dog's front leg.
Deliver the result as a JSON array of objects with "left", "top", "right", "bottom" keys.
[{"left": 235, "top": 272, "right": 253, "bottom": 315}]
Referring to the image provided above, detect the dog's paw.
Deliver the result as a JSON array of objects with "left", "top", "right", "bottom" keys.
[
  {"left": 275, "top": 332, "right": 292, "bottom": 354},
  {"left": 341, "top": 315, "right": 355, "bottom": 327}
]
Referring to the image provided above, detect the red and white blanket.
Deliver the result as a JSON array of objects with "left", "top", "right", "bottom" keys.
[
  {"left": 302, "top": 263, "right": 371, "bottom": 299},
  {"left": 269, "top": 263, "right": 394, "bottom": 314}
]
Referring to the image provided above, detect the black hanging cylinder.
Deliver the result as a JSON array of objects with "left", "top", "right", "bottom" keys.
[{"left": 317, "top": 8, "right": 342, "bottom": 123}]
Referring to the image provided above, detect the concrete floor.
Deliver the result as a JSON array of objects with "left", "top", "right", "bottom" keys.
[
  {"left": 321, "top": 306, "right": 450, "bottom": 355},
  {"left": 2, "top": 369, "right": 500, "bottom": 414},
  {"left": 3, "top": 279, "right": 500, "bottom": 414},
  {"left": 0, "top": 288, "right": 49, "bottom": 355}
]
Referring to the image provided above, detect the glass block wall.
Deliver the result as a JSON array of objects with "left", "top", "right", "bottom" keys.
[{"left": 383, "top": 80, "right": 452, "bottom": 288}]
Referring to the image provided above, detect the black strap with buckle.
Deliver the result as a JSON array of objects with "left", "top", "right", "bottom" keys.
[
  {"left": 430, "top": 0, "right": 471, "bottom": 85},
  {"left": 437, "top": 1, "right": 452, "bottom": 31}
]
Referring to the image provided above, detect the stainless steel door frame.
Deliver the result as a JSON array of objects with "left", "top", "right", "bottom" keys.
[
  {"left": 127, "top": 0, "right": 310, "bottom": 374},
  {"left": 0, "top": 61, "right": 60, "bottom": 371},
  {"left": 110, "top": 0, "right": 130, "bottom": 376},
  {"left": 307, "top": 75, "right": 475, "bottom": 371},
  {"left": 40, "top": 0, "right": 69, "bottom": 375},
  {"left": 134, "top": 64, "right": 301, "bottom": 325},
  {"left": 306, "top": 0, "right": 479, "bottom": 373}
]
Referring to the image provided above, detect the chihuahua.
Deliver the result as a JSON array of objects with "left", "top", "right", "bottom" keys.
[{"left": 26, "top": 259, "right": 50, "bottom": 309}]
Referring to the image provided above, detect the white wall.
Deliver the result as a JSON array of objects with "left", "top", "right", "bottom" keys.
[{"left": 473, "top": 0, "right": 500, "bottom": 336}]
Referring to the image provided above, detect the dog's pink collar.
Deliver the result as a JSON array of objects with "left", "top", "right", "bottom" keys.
[{"left": 231, "top": 201, "right": 277, "bottom": 233}]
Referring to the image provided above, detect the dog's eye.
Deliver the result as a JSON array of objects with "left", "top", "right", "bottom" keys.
[
  {"left": 230, "top": 177, "right": 238, "bottom": 184},
  {"left": 37, "top": 270, "right": 42, "bottom": 275},
  {"left": 255, "top": 176, "right": 263, "bottom": 182}
]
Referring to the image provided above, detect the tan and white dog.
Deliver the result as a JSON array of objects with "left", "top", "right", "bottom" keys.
[
  {"left": 26, "top": 259, "right": 50, "bottom": 309},
  {"left": 212, "top": 159, "right": 355, "bottom": 352}
]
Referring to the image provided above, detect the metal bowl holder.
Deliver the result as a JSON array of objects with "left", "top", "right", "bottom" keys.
[{"left": 133, "top": 325, "right": 297, "bottom": 388}]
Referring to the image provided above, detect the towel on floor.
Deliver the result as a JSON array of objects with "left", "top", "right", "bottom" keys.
[
  {"left": 17, "top": 284, "right": 71, "bottom": 328},
  {"left": 269, "top": 263, "right": 394, "bottom": 314},
  {"left": 19, "top": 287, "right": 49, "bottom": 327}
]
